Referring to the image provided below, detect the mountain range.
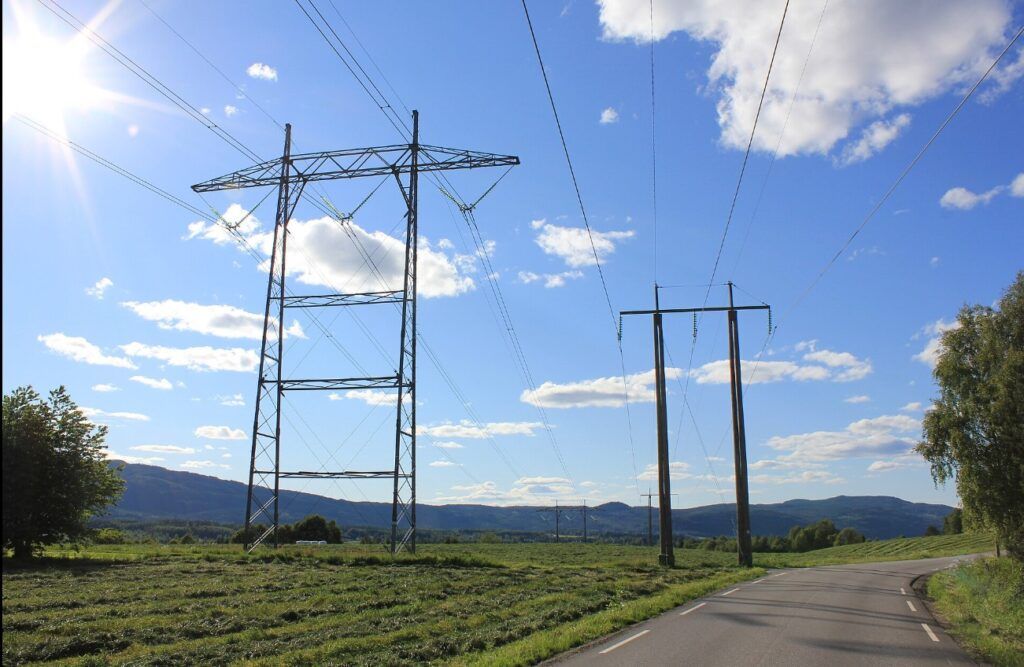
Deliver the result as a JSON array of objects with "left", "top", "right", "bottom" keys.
[{"left": 108, "top": 462, "right": 955, "bottom": 539}]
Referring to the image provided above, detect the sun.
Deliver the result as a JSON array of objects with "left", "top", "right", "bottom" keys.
[{"left": 2, "top": 1, "right": 118, "bottom": 135}]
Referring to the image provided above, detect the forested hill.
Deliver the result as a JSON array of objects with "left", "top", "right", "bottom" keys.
[{"left": 108, "top": 462, "right": 954, "bottom": 539}]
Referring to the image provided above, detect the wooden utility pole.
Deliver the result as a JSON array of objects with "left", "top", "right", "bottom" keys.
[{"left": 620, "top": 283, "right": 770, "bottom": 567}]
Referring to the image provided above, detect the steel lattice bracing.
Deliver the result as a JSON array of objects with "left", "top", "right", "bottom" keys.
[{"left": 191, "top": 111, "right": 518, "bottom": 555}]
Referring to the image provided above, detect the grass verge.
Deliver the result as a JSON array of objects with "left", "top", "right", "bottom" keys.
[
  {"left": 456, "top": 567, "right": 763, "bottom": 666},
  {"left": 927, "top": 556, "right": 1024, "bottom": 666}
]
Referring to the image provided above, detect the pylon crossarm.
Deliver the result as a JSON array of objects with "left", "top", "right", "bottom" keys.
[{"left": 192, "top": 144, "right": 518, "bottom": 191}]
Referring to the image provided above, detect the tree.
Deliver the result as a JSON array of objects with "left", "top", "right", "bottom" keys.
[
  {"left": 943, "top": 508, "right": 963, "bottom": 535},
  {"left": 924, "top": 526, "right": 941, "bottom": 537},
  {"left": 916, "top": 273, "right": 1024, "bottom": 560},
  {"left": 2, "top": 387, "right": 124, "bottom": 558},
  {"left": 834, "top": 527, "right": 866, "bottom": 546}
]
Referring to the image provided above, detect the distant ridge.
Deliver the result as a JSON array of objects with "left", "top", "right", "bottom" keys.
[{"left": 109, "top": 462, "right": 954, "bottom": 539}]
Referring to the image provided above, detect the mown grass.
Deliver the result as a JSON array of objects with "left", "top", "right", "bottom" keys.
[
  {"left": 754, "top": 531, "right": 994, "bottom": 568},
  {"left": 928, "top": 557, "right": 1024, "bottom": 666},
  {"left": 2, "top": 535, "right": 993, "bottom": 666},
  {"left": 2, "top": 543, "right": 753, "bottom": 666}
]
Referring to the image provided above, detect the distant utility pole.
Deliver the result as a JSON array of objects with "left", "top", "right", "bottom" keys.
[
  {"left": 192, "top": 113, "right": 518, "bottom": 556},
  {"left": 536, "top": 500, "right": 562, "bottom": 542},
  {"left": 640, "top": 488, "right": 678, "bottom": 548},
  {"left": 620, "top": 282, "right": 770, "bottom": 568},
  {"left": 537, "top": 501, "right": 597, "bottom": 543}
]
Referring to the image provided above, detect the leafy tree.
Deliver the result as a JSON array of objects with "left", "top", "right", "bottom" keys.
[
  {"left": 2, "top": 386, "right": 124, "bottom": 559},
  {"left": 291, "top": 515, "right": 342, "bottom": 543},
  {"left": 924, "top": 525, "right": 941, "bottom": 537},
  {"left": 834, "top": 527, "right": 866, "bottom": 546},
  {"left": 93, "top": 528, "right": 127, "bottom": 544},
  {"left": 943, "top": 508, "right": 963, "bottom": 535},
  {"left": 916, "top": 273, "right": 1024, "bottom": 560}
]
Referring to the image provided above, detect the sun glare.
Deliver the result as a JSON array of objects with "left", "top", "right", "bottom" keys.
[{"left": 2, "top": 30, "right": 104, "bottom": 129}]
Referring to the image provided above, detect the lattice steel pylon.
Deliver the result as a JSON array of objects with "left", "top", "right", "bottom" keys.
[{"left": 192, "top": 111, "right": 518, "bottom": 554}]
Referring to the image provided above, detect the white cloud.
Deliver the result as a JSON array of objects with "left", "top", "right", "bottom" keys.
[
  {"left": 429, "top": 460, "right": 458, "bottom": 468},
  {"left": 329, "top": 389, "right": 400, "bottom": 407},
  {"left": 930, "top": 256, "right": 940, "bottom": 268},
  {"left": 637, "top": 461, "right": 691, "bottom": 481},
  {"left": 839, "top": 114, "right": 911, "bottom": 165},
  {"left": 120, "top": 342, "right": 258, "bottom": 373},
  {"left": 106, "top": 450, "right": 164, "bottom": 465},
  {"left": 417, "top": 420, "right": 544, "bottom": 439},
  {"left": 224, "top": 105, "right": 238, "bottom": 117},
  {"left": 130, "top": 445, "right": 196, "bottom": 454},
  {"left": 913, "top": 318, "right": 960, "bottom": 367},
  {"left": 246, "top": 62, "right": 278, "bottom": 81},
  {"left": 85, "top": 277, "right": 113, "bottom": 299},
  {"left": 122, "top": 300, "right": 305, "bottom": 341},
  {"left": 940, "top": 185, "right": 1004, "bottom": 210},
  {"left": 194, "top": 425, "right": 247, "bottom": 440},
  {"left": 187, "top": 206, "right": 475, "bottom": 299},
  {"left": 130, "top": 375, "right": 173, "bottom": 391},
  {"left": 39, "top": 333, "right": 136, "bottom": 369},
  {"left": 92, "top": 383, "right": 120, "bottom": 392},
  {"left": 1011, "top": 173, "right": 1024, "bottom": 197},
  {"left": 521, "top": 367, "right": 683, "bottom": 409},
  {"left": 867, "top": 460, "right": 902, "bottom": 472},
  {"left": 597, "top": 1, "right": 1012, "bottom": 160},
  {"left": 801, "top": 349, "right": 873, "bottom": 381},
  {"left": 691, "top": 359, "right": 827, "bottom": 385},
  {"left": 752, "top": 470, "right": 845, "bottom": 485},
  {"left": 599, "top": 107, "right": 620, "bottom": 124},
  {"left": 218, "top": 394, "right": 245, "bottom": 407},
  {"left": 765, "top": 414, "right": 921, "bottom": 466},
  {"left": 691, "top": 346, "right": 870, "bottom": 385},
  {"left": 181, "top": 460, "right": 230, "bottom": 470},
  {"left": 79, "top": 407, "right": 150, "bottom": 423},
  {"left": 530, "top": 219, "right": 634, "bottom": 268},
  {"left": 516, "top": 270, "right": 584, "bottom": 288},
  {"left": 844, "top": 395, "right": 870, "bottom": 404},
  {"left": 433, "top": 475, "right": 576, "bottom": 505},
  {"left": 901, "top": 401, "right": 923, "bottom": 412},
  {"left": 432, "top": 440, "right": 464, "bottom": 450}
]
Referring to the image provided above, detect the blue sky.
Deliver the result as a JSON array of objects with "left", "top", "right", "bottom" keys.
[{"left": 2, "top": 0, "right": 1022, "bottom": 512}]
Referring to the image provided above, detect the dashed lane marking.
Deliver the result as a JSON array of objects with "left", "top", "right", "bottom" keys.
[
  {"left": 679, "top": 602, "right": 706, "bottom": 616},
  {"left": 599, "top": 630, "right": 650, "bottom": 654},
  {"left": 900, "top": 587, "right": 906, "bottom": 595},
  {"left": 721, "top": 588, "right": 740, "bottom": 596},
  {"left": 921, "top": 623, "right": 940, "bottom": 642},
  {"left": 906, "top": 600, "right": 918, "bottom": 612}
]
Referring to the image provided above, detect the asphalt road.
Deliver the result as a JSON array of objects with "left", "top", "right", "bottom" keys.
[{"left": 554, "top": 556, "right": 975, "bottom": 666}]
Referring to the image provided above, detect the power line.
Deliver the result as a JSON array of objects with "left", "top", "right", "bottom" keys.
[
  {"left": 669, "top": 0, "right": 790, "bottom": 458},
  {"left": 745, "top": 21, "right": 1023, "bottom": 388},
  {"left": 297, "top": 0, "right": 579, "bottom": 489},
  {"left": 728, "top": 0, "right": 829, "bottom": 279},
  {"left": 520, "top": 0, "right": 641, "bottom": 495},
  {"left": 649, "top": 0, "right": 659, "bottom": 283}
]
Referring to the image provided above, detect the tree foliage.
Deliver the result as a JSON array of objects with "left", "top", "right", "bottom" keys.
[
  {"left": 2, "top": 386, "right": 124, "bottom": 558},
  {"left": 943, "top": 508, "right": 963, "bottom": 535},
  {"left": 916, "top": 273, "right": 1024, "bottom": 560},
  {"left": 230, "top": 515, "right": 343, "bottom": 544}
]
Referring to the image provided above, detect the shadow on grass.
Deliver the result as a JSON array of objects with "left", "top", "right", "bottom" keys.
[{"left": 2, "top": 555, "right": 126, "bottom": 574}]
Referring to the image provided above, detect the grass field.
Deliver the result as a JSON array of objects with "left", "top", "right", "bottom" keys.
[
  {"left": 928, "top": 557, "right": 1024, "bottom": 666},
  {"left": 1, "top": 534, "right": 992, "bottom": 666}
]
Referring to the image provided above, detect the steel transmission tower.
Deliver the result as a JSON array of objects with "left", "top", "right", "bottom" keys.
[{"left": 192, "top": 112, "right": 518, "bottom": 554}]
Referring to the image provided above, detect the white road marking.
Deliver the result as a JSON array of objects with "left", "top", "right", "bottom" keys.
[
  {"left": 906, "top": 600, "right": 917, "bottom": 612},
  {"left": 721, "top": 588, "right": 740, "bottom": 596},
  {"left": 921, "top": 623, "right": 940, "bottom": 642},
  {"left": 772, "top": 572, "right": 788, "bottom": 577},
  {"left": 599, "top": 630, "right": 650, "bottom": 654},
  {"left": 679, "top": 602, "right": 706, "bottom": 616},
  {"left": 900, "top": 587, "right": 906, "bottom": 595},
  {"left": 752, "top": 578, "right": 766, "bottom": 584}
]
